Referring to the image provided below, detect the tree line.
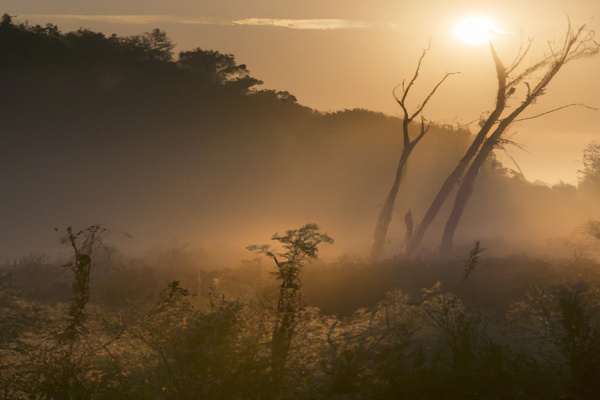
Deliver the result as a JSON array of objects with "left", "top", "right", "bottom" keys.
[{"left": 1, "top": 13, "right": 598, "bottom": 262}]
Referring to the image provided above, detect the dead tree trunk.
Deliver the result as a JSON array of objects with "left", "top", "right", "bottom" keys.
[
  {"left": 406, "top": 42, "right": 507, "bottom": 257},
  {"left": 371, "top": 124, "right": 420, "bottom": 259},
  {"left": 440, "top": 23, "right": 599, "bottom": 256},
  {"left": 371, "top": 42, "right": 456, "bottom": 260}
]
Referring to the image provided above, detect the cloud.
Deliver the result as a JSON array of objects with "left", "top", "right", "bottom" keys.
[
  {"left": 19, "top": 14, "right": 398, "bottom": 30},
  {"left": 20, "top": 14, "right": 222, "bottom": 26},
  {"left": 232, "top": 18, "right": 399, "bottom": 30}
]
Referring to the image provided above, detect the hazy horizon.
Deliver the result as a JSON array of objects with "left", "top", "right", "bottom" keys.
[
  {"left": 2, "top": 6, "right": 600, "bottom": 397},
  {"left": 4, "top": 0, "right": 600, "bottom": 184},
  {"left": 0, "top": 5, "right": 599, "bottom": 264}
]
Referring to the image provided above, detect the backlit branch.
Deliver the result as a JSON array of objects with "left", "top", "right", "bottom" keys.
[
  {"left": 515, "top": 103, "right": 599, "bottom": 122},
  {"left": 399, "top": 38, "right": 432, "bottom": 106},
  {"left": 413, "top": 116, "right": 430, "bottom": 147},
  {"left": 507, "top": 35, "right": 534, "bottom": 75},
  {"left": 394, "top": 39, "right": 459, "bottom": 124},
  {"left": 409, "top": 71, "right": 460, "bottom": 121}
]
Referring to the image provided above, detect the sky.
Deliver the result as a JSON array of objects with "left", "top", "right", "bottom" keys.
[{"left": 4, "top": 0, "right": 600, "bottom": 184}]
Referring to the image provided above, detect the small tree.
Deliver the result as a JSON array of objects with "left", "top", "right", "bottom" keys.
[
  {"left": 248, "top": 223, "right": 333, "bottom": 397},
  {"left": 20, "top": 225, "right": 110, "bottom": 400},
  {"left": 178, "top": 48, "right": 263, "bottom": 93},
  {"left": 122, "top": 28, "right": 175, "bottom": 62},
  {"left": 59, "top": 224, "right": 106, "bottom": 337}
]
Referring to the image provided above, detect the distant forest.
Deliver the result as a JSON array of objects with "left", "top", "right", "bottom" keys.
[
  {"left": 2, "top": 13, "right": 599, "bottom": 260},
  {"left": 2, "top": 14, "right": 600, "bottom": 400}
]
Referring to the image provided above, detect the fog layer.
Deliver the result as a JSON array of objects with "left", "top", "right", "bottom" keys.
[{"left": 0, "top": 17, "right": 598, "bottom": 263}]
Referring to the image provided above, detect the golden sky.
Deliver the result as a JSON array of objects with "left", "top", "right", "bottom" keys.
[{"left": 5, "top": 0, "right": 600, "bottom": 183}]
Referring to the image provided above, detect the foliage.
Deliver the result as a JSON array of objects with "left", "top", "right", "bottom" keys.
[
  {"left": 462, "top": 240, "right": 484, "bottom": 280},
  {"left": 179, "top": 48, "right": 262, "bottom": 93},
  {"left": 0, "top": 15, "right": 264, "bottom": 105},
  {"left": 586, "top": 219, "right": 600, "bottom": 240},
  {"left": 248, "top": 223, "right": 333, "bottom": 397},
  {"left": 3, "top": 239, "right": 600, "bottom": 399},
  {"left": 579, "top": 141, "right": 600, "bottom": 191},
  {"left": 507, "top": 282, "right": 600, "bottom": 398},
  {"left": 125, "top": 28, "right": 175, "bottom": 63},
  {"left": 59, "top": 225, "right": 106, "bottom": 333}
]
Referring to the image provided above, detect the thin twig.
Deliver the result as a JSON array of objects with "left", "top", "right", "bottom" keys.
[
  {"left": 410, "top": 71, "right": 460, "bottom": 121},
  {"left": 515, "top": 103, "right": 598, "bottom": 122}
]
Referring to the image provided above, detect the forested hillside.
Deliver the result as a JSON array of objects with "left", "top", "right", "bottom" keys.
[
  {"left": 1, "top": 13, "right": 597, "bottom": 261},
  {"left": 2, "top": 14, "right": 600, "bottom": 399}
]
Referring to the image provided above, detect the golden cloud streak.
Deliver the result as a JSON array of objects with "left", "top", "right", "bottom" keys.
[
  {"left": 232, "top": 18, "right": 399, "bottom": 30},
  {"left": 19, "top": 14, "right": 398, "bottom": 30}
]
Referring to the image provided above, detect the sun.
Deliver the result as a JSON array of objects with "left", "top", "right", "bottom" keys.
[{"left": 453, "top": 17, "right": 497, "bottom": 45}]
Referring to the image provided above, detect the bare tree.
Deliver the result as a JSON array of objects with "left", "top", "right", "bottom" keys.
[
  {"left": 371, "top": 42, "right": 456, "bottom": 259},
  {"left": 406, "top": 42, "right": 508, "bottom": 257},
  {"left": 405, "top": 22, "right": 599, "bottom": 257},
  {"left": 440, "top": 22, "right": 599, "bottom": 256}
]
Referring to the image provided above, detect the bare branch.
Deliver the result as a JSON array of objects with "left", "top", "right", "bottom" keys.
[
  {"left": 495, "top": 135, "right": 528, "bottom": 176},
  {"left": 498, "top": 136, "right": 528, "bottom": 152},
  {"left": 373, "top": 40, "right": 455, "bottom": 259},
  {"left": 507, "top": 30, "right": 526, "bottom": 70},
  {"left": 524, "top": 82, "right": 531, "bottom": 97},
  {"left": 503, "top": 149, "right": 526, "bottom": 176},
  {"left": 392, "top": 83, "right": 403, "bottom": 106},
  {"left": 504, "top": 25, "right": 596, "bottom": 92},
  {"left": 565, "top": 28, "right": 599, "bottom": 61},
  {"left": 507, "top": 56, "right": 552, "bottom": 90},
  {"left": 392, "top": 39, "right": 458, "bottom": 130},
  {"left": 507, "top": 36, "right": 534, "bottom": 75},
  {"left": 524, "top": 24, "right": 597, "bottom": 101},
  {"left": 515, "top": 103, "right": 599, "bottom": 122},
  {"left": 409, "top": 71, "right": 460, "bottom": 121},
  {"left": 412, "top": 116, "right": 430, "bottom": 147},
  {"left": 392, "top": 83, "right": 410, "bottom": 122},
  {"left": 400, "top": 38, "right": 432, "bottom": 106}
]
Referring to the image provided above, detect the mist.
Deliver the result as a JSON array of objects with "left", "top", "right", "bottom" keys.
[
  {"left": 0, "top": 19, "right": 596, "bottom": 264},
  {"left": 3, "top": 15, "right": 600, "bottom": 399}
]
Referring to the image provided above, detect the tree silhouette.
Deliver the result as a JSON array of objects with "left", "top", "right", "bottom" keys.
[
  {"left": 371, "top": 42, "right": 456, "bottom": 260},
  {"left": 405, "top": 41, "right": 508, "bottom": 257},
  {"left": 406, "top": 22, "right": 600, "bottom": 257},
  {"left": 248, "top": 223, "right": 333, "bottom": 397},
  {"left": 59, "top": 225, "right": 106, "bottom": 337},
  {"left": 179, "top": 48, "right": 262, "bottom": 93},
  {"left": 579, "top": 141, "right": 600, "bottom": 192},
  {"left": 440, "top": 23, "right": 599, "bottom": 256}
]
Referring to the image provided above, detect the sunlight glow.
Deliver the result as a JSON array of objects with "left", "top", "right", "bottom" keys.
[{"left": 453, "top": 17, "right": 497, "bottom": 45}]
